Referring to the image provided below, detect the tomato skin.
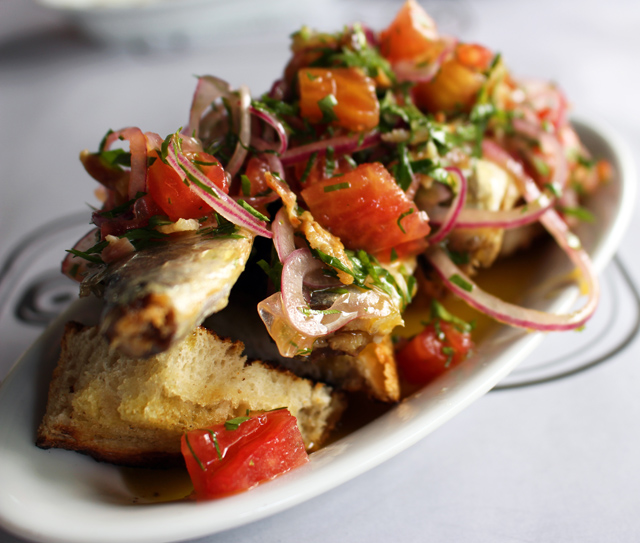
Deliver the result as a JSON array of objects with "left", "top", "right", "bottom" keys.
[
  {"left": 379, "top": 0, "right": 439, "bottom": 63},
  {"left": 181, "top": 410, "right": 309, "bottom": 500},
  {"left": 396, "top": 321, "right": 473, "bottom": 385},
  {"left": 147, "top": 152, "right": 228, "bottom": 222},
  {"left": 243, "top": 156, "right": 272, "bottom": 196},
  {"left": 293, "top": 154, "right": 355, "bottom": 187},
  {"left": 298, "top": 67, "right": 379, "bottom": 132},
  {"left": 413, "top": 43, "right": 493, "bottom": 115},
  {"left": 300, "top": 162, "right": 430, "bottom": 257}
]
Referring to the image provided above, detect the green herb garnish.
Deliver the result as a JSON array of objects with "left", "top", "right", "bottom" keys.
[{"left": 449, "top": 273, "right": 474, "bottom": 292}]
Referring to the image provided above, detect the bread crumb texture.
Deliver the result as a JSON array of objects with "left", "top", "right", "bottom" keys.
[{"left": 37, "top": 322, "right": 344, "bottom": 467}]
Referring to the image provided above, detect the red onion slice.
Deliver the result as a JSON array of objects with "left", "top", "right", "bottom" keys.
[
  {"left": 427, "top": 167, "right": 467, "bottom": 244},
  {"left": 225, "top": 85, "right": 252, "bottom": 179},
  {"left": 512, "top": 118, "right": 569, "bottom": 190},
  {"left": 428, "top": 141, "right": 599, "bottom": 331},
  {"left": 187, "top": 75, "right": 232, "bottom": 139},
  {"left": 281, "top": 131, "right": 380, "bottom": 166},
  {"left": 427, "top": 195, "right": 553, "bottom": 229},
  {"left": 249, "top": 105, "right": 288, "bottom": 155},
  {"left": 272, "top": 208, "right": 296, "bottom": 262},
  {"left": 393, "top": 37, "right": 456, "bottom": 82},
  {"left": 426, "top": 218, "right": 598, "bottom": 331},
  {"left": 281, "top": 248, "right": 358, "bottom": 336},
  {"left": 165, "top": 139, "right": 272, "bottom": 238},
  {"left": 144, "top": 131, "right": 164, "bottom": 152},
  {"left": 103, "top": 127, "right": 148, "bottom": 199}
]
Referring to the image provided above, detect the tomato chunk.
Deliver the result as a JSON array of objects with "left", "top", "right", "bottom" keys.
[
  {"left": 396, "top": 321, "right": 473, "bottom": 385},
  {"left": 243, "top": 156, "right": 272, "bottom": 196},
  {"left": 147, "top": 151, "right": 228, "bottom": 222},
  {"left": 413, "top": 43, "right": 492, "bottom": 114},
  {"left": 181, "top": 409, "right": 309, "bottom": 500},
  {"left": 298, "top": 67, "right": 379, "bottom": 132},
  {"left": 293, "top": 154, "right": 356, "bottom": 186},
  {"left": 379, "top": 0, "right": 439, "bottom": 63},
  {"left": 300, "top": 162, "right": 430, "bottom": 257}
]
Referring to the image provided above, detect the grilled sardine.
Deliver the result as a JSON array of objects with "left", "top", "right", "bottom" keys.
[{"left": 80, "top": 230, "right": 254, "bottom": 358}]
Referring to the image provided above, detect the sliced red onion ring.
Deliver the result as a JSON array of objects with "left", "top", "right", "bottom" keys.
[
  {"left": 144, "top": 131, "right": 164, "bottom": 152},
  {"left": 103, "top": 127, "right": 148, "bottom": 199},
  {"left": 272, "top": 208, "right": 296, "bottom": 262},
  {"left": 251, "top": 139, "right": 287, "bottom": 180},
  {"left": 281, "top": 131, "right": 380, "bottom": 166},
  {"left": 427, "top": 167, "right": 467, "bottom": 244},
  {"left": 427, "top": 195, "right": 553, "bottom": 229},
  {"left": 428, "top": 140, "right": 599, "bottom": 331},
  {"left": 225, "top": 85, "right": 252, "bottom": 179},
  {"left": 482, "top": 139, "right": 547, "bottom": 198},
  {"left": 165, "top": 139, "right": 272, "bottom": 238},
  {"left": 187, "top": 75, "right": 232, "bottom": 139},
  {"left": 426, "top": 222, "right": 598, "bottom": 331},
  {"left": 281, "top": 248, "right": 358, "bottom": 336},
  {"left": 393, "top": 37, "right": 456, "bottom": 82},
  {"left": 512, "top": 118, "right": 569, "bottom": 190},
  {"left": 249, "top": 105, "right": 288, "bottom": 155},
  {"left": 268, "top": 79, "right": 286, "bottom": 101},
  {"left": 303, "top": 268, "right": 343, "bottom": 290}
]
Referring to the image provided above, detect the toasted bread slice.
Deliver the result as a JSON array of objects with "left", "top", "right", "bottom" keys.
[
  {"left": 278, "top": 335, "right": 400, "bottom": 403},
  {"left": 37, "top": 322, "right": 345, "bottom": 467}
]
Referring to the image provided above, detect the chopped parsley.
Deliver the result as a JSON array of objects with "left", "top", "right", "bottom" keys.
[
  {"left": 323, "top": 181, "right": 350, "bottom": 193},
  {"left": 449, "top": 273, "right": 474, "bottom": 292},
  {"left": 560, "top": 206, "right": 595, "bottom": 223},
  {"left": 318, "top": 94, "right": 339, "bottom": 123},
  {"left": 225, "top": 416, "right": 251, "bottom": 431},
  {"left": 237, "top": 200, "right": 270, "bottom": 222},
  {"left": 397, "top": 208, "right": 414, "bottom": 234},
  {"left": 206, "top": 429, "right": 222, "bottom": 460}
]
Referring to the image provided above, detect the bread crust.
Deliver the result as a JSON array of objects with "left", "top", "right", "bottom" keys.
[{"left": 37, "top": 322, "right": 345, "bottom": 468}]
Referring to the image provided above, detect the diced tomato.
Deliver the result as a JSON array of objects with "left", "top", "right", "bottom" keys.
[
  {"left": 300, "top": 162, "right": 430, "bottom": 257},
  {"left": 379, "top": 0, "right": 439, "bottom": 63},
  {"left": 181, "top": 409, "right": 309, "bottom": 500},
  {"left": 243, "top": 156, "right": 272, "bottom": 196},
  {"left": 455, "top": 43, "right": 493, "bottom": 71},
  {"left": 396, "top": 321, "right": 473, "bottom": 385},
  {"left": 293, "top": 154, "right": 356, "bottom": 186},
  {"left": 413, "top": 43, "right": 492, "bottom": 114},
  {"left": 298, "top": 67, "right": 379, "bottom": 132},
  {"left": 147, "top": 151, "right": 228, "bottom": 222}
]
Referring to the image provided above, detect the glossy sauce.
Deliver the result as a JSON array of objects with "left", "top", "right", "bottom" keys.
[{"left": 120, "top": 466, "right": 193, "bottom": 504}]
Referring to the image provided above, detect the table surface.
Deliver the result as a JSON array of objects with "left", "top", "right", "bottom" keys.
[{"left": 1, "top": 1, "right": 640, "bottom": 541}]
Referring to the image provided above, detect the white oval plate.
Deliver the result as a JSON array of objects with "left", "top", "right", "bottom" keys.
[{"left": 0, "top": 117, "right": 635, "bottom": 543}]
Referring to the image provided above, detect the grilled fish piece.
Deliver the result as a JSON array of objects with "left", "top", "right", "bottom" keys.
[{"left": 80, "top": 230, "right": 254, "bottom": 358}]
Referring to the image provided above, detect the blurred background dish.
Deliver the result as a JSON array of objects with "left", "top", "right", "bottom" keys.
[{"left": 35, "top": 0, "right": 310, "bottom": 49}]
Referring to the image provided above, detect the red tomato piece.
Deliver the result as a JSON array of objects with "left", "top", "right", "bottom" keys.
[
  {"left": 298, "top": 67, "right": 379, "bottom": 132},
  {"left": 147, "top": 151, "right": 228, "bottom": 222},
  {"left": 243, "top": 156, "right": 272, "bottom": 196},
  {"left": 396, "top": 321, "right": 473, "bottom": 385},
  {"left": 413, "top": 43, "right": 493, "bottom": 115},
  {"left": 293, "top": 154, "right": 355, "bottom": 187},
  {"left": 300, "top": 162, "right": 430, "bottom": 257},
  {"left": 379, "top": 0, "right": 439, "bottom": 63},
  {"left": 455, "top": 43, "right": 493, "bottom": 71},
  {"left": 181, "top": 409, "right": 309, "bottom": 500}
]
